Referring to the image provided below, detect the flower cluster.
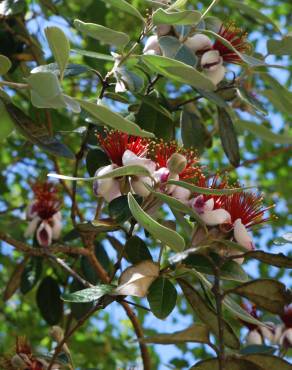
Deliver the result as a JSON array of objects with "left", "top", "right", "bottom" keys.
[
  {"left": 144, "top": 21, "right": 251, "bottom": 85},
  {"left": 0, "top": 337, "right": 59, "bottom": 370},
  {"left": 242, "top": 303, "right": 292, "bottom": 349},
  {"left": 25, "top": 182, "right": 62, "bottom": 247},
  {"left": 93, "top": 130, "right": 271, "bottom": 253}
]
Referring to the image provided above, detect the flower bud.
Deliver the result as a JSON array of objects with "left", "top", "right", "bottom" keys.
[
  {"left": 143, "top": 35, "right": 161, "bottom": 55},
  {"left": 184, "top": 34, "right": 212, "bottom": 53},
  {"left": 167, "top": 153, "right": 187, "bottom": 174},
  {"left": 201, "top": 50, "right": 222, "bottom": 70},
  {"left": 246, "top": 329, "right": 263, "bottom": 345}
]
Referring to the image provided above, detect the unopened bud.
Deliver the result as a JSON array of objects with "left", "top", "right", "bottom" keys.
[
  {"left": 167, "top": 153, "right": 187, "bottom": 174},
  {"left": 50, "top": 326, "right": 64, "bottom": 342}
]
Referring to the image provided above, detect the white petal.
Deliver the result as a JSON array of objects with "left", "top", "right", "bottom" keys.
[
  {"left": 204, "top": 198, "right": 215, "bottom": 211},
  {"left": 36, "top": 222, "right": 53, "bottom": 247},
  {"left": 93, "top": 164, "right": 121, "bottom": 201},
  {"left": 157, "top": 24, "right": 172, "bottom": 37},
  {"left": 24, "top": 216, "right": 41, "bottom": 238},
  {"left": 115, "top": 260, "right": 159, "bottom": 297},
  {"left": 200, "top": 209, "right": 231, "bottom": 226},
  {"left": 143, "top": 35, "right": 161, "bottom": 55},
  {"left": 122, "top": 150, "right": 155, "bottom": 173},
  {"left": 234, "top": 219, "right": 254, "bottom": 250},
  {"left": 260, "top": 324, "right": 275, "bottom": 342},
  {"left": 271, "top": 324, "right": 285, "bottom": 344},
  {"left": 204, "top": 64, "right": 226, "bottom": 85},
  {"left": 171, "top": 186, "right": 191, "bottom": 203},
  {"left": 184, "top": 34, "right": 212, "bottom": 53},
  {"left": 51, "top": 213, "right": 62, "bottom": 240},
  {"left": 115, "top": 80, "right": 127, "bottom": 93},
  {"left": 246, "top": 330, "right": 263, "bottom": 345},
  {"left": 201, "top": 50, "right": 221, "bottom": 68},
  {"left": 154, "top": 167, "right": 169, "bottom": 183},
  {"left": 131, "top": 176, "right": 153, "bottom": 197}
]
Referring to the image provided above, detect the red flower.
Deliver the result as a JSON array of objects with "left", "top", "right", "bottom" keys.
[
  {"left": 97, "top": 130, "right": 150, "bottom": 166},
  {"left": 31, "top": 182, "right": 60, "bottom": 220},
  {"left": 281, "top": 305, "right": 292, "bottom": 329},
  {"left": 221, "top": 192, "right": 273, "bottom": 229},
  {"left": 151, "top": 140, "right": 203, "bottom": 181},
  {"left": 195, "top": 175, "right": 229, "bottom": 208},
  {"left": 213, "top": 22, "right": 251, "bottom": 64}
]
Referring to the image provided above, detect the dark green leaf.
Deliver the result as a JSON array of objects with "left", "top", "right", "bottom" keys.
[
  {"left": 100, "top": 0, "right": 144, "bottom": 22},
  {"left": 20, "top": 257, "right": 43, "bottom": 294},
  {"left": 3, "top": 258, "right": 28, "bottom": 301},
  {"left": 227, "top": 279, "right": 291, "bottom": 314},
  {"left": 69, "top": 279, "right": 94, "bottom": 320},
  {"left": 86, "top": 148, "right": 110, "bottom": 176},
  {"left": 242, "top": 354, "right": 292, "bottom": 370},
  {"left": 147, "top": 277, "right": 177, "bottom": 319},
  {"left": 109, "top": 195, "right": 143, "bottom": 224},
  {"left": 191, "top": 358, "right": 263, "bottom": 370},
  {"left": 0, "top": 100, "right": 14, "bottom": 141},
  {"left": 62, "top": 284, "right": 114, "bottom": 303},
  {"left": 125, "top": 236, "right": 153, "bottom": 264},
  {"left": 178, "top": 278, "right": 240, "bottom": 349},
  {"left": 140, "top": 323, "right": 209, "bottom": 344},
  {"left": 218, "top": 107, "right": 240, "bottom": 167},
  {"left": 240, "top": 345, "right": 276, "bottom": 355},
  {"left": 4, "top": 103, "right": 74, "bottom": 159},
  {"left": 81, "top": 244, "right": 110, "bottom": 284},
  {"left": 245, "top": 251, "right": 292, "bottom": 269},
  {"left": 0, "top": 54, "right": 11, "bottom": 75},
  {"left": 0, "top": 0, "right": 26, "bottom": 16},
  {"left": 36, "top": 276, "right": 63, "bottom": 325}
]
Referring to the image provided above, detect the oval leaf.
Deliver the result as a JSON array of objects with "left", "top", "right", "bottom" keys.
[
  {"left": 0, "top": 54, "right": 11, "bottom": 75},
  {"left": 153, "top": 8, "right": 201, "bottom": 25},
  {"left": 147, "top": 277, "right": 177, "bottom": 319},
  {"left": 128, "top": 192, "right": 185, "bottom": 252},
  {"left": 62, "top": 284, "right": 114, "bottom": 303},
  {"left": 124, "top": 236, "right": 153, "bottom": 264},
  {"left": 243, "top": 354, "right": 292, "bottom": 370},
  {"left": 109, "top": 194, "right": 143, "bottom": 224},
  {"left": 100, "top": 0, "right": 144, "bottom": 22},
  {"left": 0, "top": 100, "right": 14, "bottom": 141},
  {"left": 191, "top": 358, "right": 263, "bottom": 370},
  {"left": 20, "top": 257, "right": 43, "bottom": 294}
]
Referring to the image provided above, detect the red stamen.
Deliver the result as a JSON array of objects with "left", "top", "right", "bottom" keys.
[
  {"left": 213, "top": 22, "right": 252, "bottom": 64},
  {"left": 151, "top": 140, "right": 204, "bottom": 182},
  {"left": 97, "top": 130, "right": 150, "bottom": 166},
  {"left": 31, "top": 182, "right": 60, "bottom": 220}
]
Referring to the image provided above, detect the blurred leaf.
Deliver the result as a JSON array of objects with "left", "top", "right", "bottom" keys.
[
  {"left": 72, "top": 48, "right": 114, "bottom": 61},
  {"left": 109, "top": 194, "right": 143, "bottom": 224},
  {"left": 74, "top": 19, "right": 129, "bottom": 47},
  {"left": 78, "top": 100, "right": 154, "bottom": 138},
  {"left": 3, "top": 257, "right": 28, "bottom": 301},
  {"left": 240, "top": 345, "right": 276, "bottom": 355},
  {"left": 86, "top": 148, "right": 110, "bottom": 176},
  {"left": 0, "top": 100, "right": 14, "bottom": 141},
  {"left": 191, "top": 358, "right": 263, "bottom": 370},
  {"left": 140, "top": 323, "right": 209, "bottom": 344},
  {"left": 128, "top": 192, "right": 185, "bottom": 252},
  {"left": 237, "top": 88, "right": 268, "bottom": 115},
  {"left": 246, "top": 251, "right": 292, "bottom": 268},
  {"left": 267, "top": 35, "right": 292, "bottom": 56},
  {"left": 141, "top": 55, "right": 215, "bottom": 91},
  {"left": 81, "top": 243, "right": 110, "bottom": 284},
  {"left": 20, "top": 257, "right": 43, "bottom": 294},
  {"left": 62, "top": 284, "right": 114, "bottom": 303},
  {"left": 242, "top": 354, "right": 292, "bottom": 370},
  {"left": 178, "top": 278, "right": 240, "bottom": 349},
  {"left": 218, "top": 107, "right": 240, "bottom": 167},
  {"left": 147, "top": 277, "right": 177, "bottom": 319},
  {"left": 69, "top": 279, "right": 93, "bottom": 320},
  {"left": 159, "top": 36, "right": 197, "bottom": 66},
  {"left": 227, "top": 279, "right": 291, "bottom": 314},
  {"left": 236, "top": 120, "right": 292, "bottom": 144},
  {"left": 4, "top": 103, "right": 74, "bottom": 159},
  {"left": 124, "top": 236, "right": 153, "bottom": 264},
  {"left": 45, "top": 27, "right": 70, "bottom": 80},
  {"left": 28, "top": 71, "right": 62, "bottom": 99},
  {"left": 153, "top": 9, "right": 201, "bottom": 25},
  {"left": 100, "top": 0, "right": 144, "bottom": 22},
  {"left": 32, "top": 63, "right": 89, "bottom": 78},
  {"left": 36, "top": 276, "right": 63, "bottom": 325},
  {"left": 0, "top": 0, "right": 26, "bottom": 16},
  {"left": 0, "top": 54, "right": 11, "bottom": 75}
]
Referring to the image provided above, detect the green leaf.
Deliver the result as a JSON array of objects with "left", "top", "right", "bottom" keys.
[
  {"left": 267, "top": 35, "right": 292, "bottom": 56},
  {"left": 36, "top": 276, "right": 63, "bottom": 325},
  {"left": 0, "top": 100, "right": 14, "bottom": 141},
  {"left": 218, "top": 107, "right": 240, "bottom": 167},
  {"left": 45, "top": 27, "right": 70, "bottom": 80},
  {"left": 141, "top": 55, "right": 215, "bottom": 91},
  {"left": 3, "top": 258, "right": 27, "bottom": 301},
  {"left": 109, "top": 195, "right": 143, "bottom": 224},
  {"left": 147, "top": 277, "right": 177, "bottom": 319},
  {"left": 242, "top": 354, "right": 292, "bottom": 370},
  {"left": 273, "top": 232, "right": 292, "bottom": 246},
  {"left": 100, "top": 0, "right": 144, "bottom": 22},
  {"left": 166, "top": 180, "right": 252, "bottom": 196},
  {"left": 237, "top": 88, "right": 268, "bottom": 116},
  {"left": 28, "top": 71, "right": 62, "bottom": 99},
  {"left": 78, "top": 100, "right": 154, "bottom": 138},
  {"left": 81, "top": 244, "right": 111, "bottom": 284},
  {"left": 124, "top": 236, "right": 153, "bottom": 264},
  {"left": 4, "top": 102, "right": 74, "bottom": 159},
  {"left": 146, "top": 185, "right": 206, "bottom": 229},
  {"left": 72, "top": 48, "right": 114, "bottom": 61},
  {"left": 62, "top": 284, "right": 114, "bottom": 303},
  {"left": 49, "top": 164, "right": 151, "bottom": 182},
  {"left": 69, "top": 279, "right": 94, "bottom": 320},
  {"left": 76, "top": 220, "right": 118, "bottom": 233},
  {"left": 236, "top": 120, "right": 292, "bottom": 144},
  {"left": 245, "top": 251, "right": 292, "bottom": 268},
  {"left": 180, "top": 108, "right": 211, "bottom": 154},
  {"left": 128, "top": 192, "right": 185, "bottom": 252},
  {"left": 191, "top": 358, "right": 263, "bottom": 370},
  {"left": 159, "top": 36, "right": 197, "bottom": 66},
  {"left": 0, "top": 54, "right": 11, "bottom": 75},
  {"left": 32, "top": 63, "right": 90, "bottom": 78},
  {"left": 140, "top": 323, "right": 209, "bottom": 344},
  {"left": 74, "top": 19, "right": 129, "bottom": 47},
  {"left": 227, "top": 279, "right": 291, "bottom": 315},
  {"left": 228, "top": 0, "right": 280, "bottom": 33},
  {"left": 20, "top": 257, "right": 43, "bottom": 294},
  {"left": 86, "top": 148, "right": 110, "bottom": 176},
  {"left": 168, "top": 0, "right": 188, "bottom": 10},
  {"left": 153, "top": 8, "right": 201, "bottom": 25},
  {"left": 178, "top": 278, "right": 240, "bottom": 349},
  {"left": 240, "top": 345, "right": 276, "bottom": 355}
]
